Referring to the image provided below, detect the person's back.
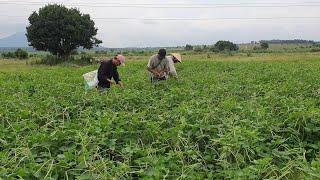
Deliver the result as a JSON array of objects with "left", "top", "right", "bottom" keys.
[
  {"left": 98, "top": 59, "right": 116, "bottom": 88},
  {"left": 166, "top": 56, "right": 177, "bottom": 77},
  {"left": 166, "top": 53, "right": 181, "bottom": 78}
]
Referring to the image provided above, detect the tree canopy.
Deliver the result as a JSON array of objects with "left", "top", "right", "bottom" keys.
[
  {"left": 26, "top": 4, "right": 102, "bottom": 57},
  {"left": 260, "top": 42, "right": 269, "bottom": 49},
  {"left": 185, "top": 44, "right": 194, "bottom": 51},
  {"left": 214, "top": 41, "right": 239, "bottom": 52}
]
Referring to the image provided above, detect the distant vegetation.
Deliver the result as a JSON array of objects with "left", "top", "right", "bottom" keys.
[
  {"left": 214, "top": 40, "right": 239, "bottom": 52},
  {"left": 185, "top": 44, "right": 194, "bottom": 51},
  {"left": 1, "top": 48, "right": 28, "bottom": 59},
  {"left": 260, "top": 42, "right": 269, "bottom": 49},
  {"left": 260, "top": 39, "right": 315, "bottom": 44}
]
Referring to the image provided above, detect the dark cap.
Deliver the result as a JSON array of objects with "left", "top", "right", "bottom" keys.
[{"left": 158, "top": 49, "right": 166, "bottom": 59}]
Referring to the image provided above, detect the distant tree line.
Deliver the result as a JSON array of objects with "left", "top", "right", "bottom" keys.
[
  {"left": 260, "top": 39, "right": 315, "bottom": 44},
  {"left": 185, "top": 41, "right": 239, "bottom": 52},
  {"left": 1, "top": 48, "right": 28, "bottom": 59}
]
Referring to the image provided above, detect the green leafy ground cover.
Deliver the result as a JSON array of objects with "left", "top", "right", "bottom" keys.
[{"left": 1, "top": 55, "right": 320, "bottom": 179}]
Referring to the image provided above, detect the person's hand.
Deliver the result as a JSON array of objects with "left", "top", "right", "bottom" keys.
[
  {"left": 153, "top": 71, "right": 160, "bottom": 77},
  {"left": 159, "top": 71, "right": 166, "bottom": 77},
  {"left": 118, "top": 81, "right": 124, "bottom": 88},
  {"left": 109, "top": 80, "right": 116, "bottom": 85}
]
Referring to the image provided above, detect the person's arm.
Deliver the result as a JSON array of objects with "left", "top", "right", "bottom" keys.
[
  {"left": 163, "top": 58, "right": 170, "bottom": 75},
  {"left": 147, "top": 67, "right": 160, "bottom": 77},
  {"left": 147, "top": 57, "right": 160, "bottom": 77},
  {"left": 106, "top": 78, "right": 116, "bottom": 85},
  {"left": 113, "top": 69, "right": 124, "bottom": 88}
]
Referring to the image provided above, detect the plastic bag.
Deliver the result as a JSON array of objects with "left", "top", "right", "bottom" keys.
[{"left": 83, "top": 70, "right": 98, "bottom": 89}]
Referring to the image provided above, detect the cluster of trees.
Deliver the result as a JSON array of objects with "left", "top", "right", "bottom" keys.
[
  {"left": 185, "top": 41, "right": 239, "bottom": 52},
  {"left": 214, "top": 41, "right": 239, "bottom": 51},
  {"left": 1, "top": 48, "right": 28, "bottom": 59}
]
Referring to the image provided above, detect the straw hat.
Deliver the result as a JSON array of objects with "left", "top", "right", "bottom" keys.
[{"left": 171, "top": 53, "right": 182, "bottom": 63}]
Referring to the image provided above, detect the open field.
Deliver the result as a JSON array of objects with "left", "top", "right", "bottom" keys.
[{"left": 1, "top": 53, "right": 320, "bottom": 179}]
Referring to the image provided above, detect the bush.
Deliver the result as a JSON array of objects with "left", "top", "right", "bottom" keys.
[
  {"left": 310, "top": 48, "right": 320, "bottom": 52},
  {"left": 2, "top": 52, "right": 16, "bottom": 58},
  {"left": 31, "top": 53, "right": 96, "bottom": 66},
  {"left": 15, "top": 48, "right": 29, "bottom": 59},
  {"left": 185, "top": 44, "right": 193, "bottom": 51},
  {"left": 32, "top": 54, "right": 65, "bottom": 65},
  {"left": 260, "top": 42, "right": 269, "bottom": 49},
  {"left": 194, "top": 46, "right": 204, "bottom": 52},
  {"left": 1, "top": 49, "right": 28, "bottom": 59},
  {"left": 214, "top": 41, "right": 239, "bottom": 52},
  {"left": 77, "top": 54, "right": 94, "bottom": 65}
]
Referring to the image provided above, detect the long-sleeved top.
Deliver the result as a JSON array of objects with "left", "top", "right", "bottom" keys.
[
  {"left": 167, "top": 56, "right": 178, "bottom": 77},
  {"left": 97, "top": 59, "right": 121, "bottom": 88}
]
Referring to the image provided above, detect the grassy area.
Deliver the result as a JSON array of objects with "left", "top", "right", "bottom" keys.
[{"left": 1, "top": 53, "right": 320, "bottom": 179}]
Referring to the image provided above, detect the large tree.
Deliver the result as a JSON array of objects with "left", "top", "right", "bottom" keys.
[
  {"left": 26, "top": 4, "right": 102, "bottom": 57},
  {"left": 214, "top": 40, "right": 239, "bottom": 52}
]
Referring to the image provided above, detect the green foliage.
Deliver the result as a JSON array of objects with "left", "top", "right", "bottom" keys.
[
  {"left": 193, "top": 46, "right": 204, "bottom": 52},
  {"left": 76, "top": 54, "right": 94, "bottom": 65},
  {"left": 32, "top": 54, "right": 66, "bottom": 65},
  {"left": 1, "top": 48, "right": 28, "bottom": 59},
  {"left": 214, "top": 40, "right": 239, "bottom": 52},
  {"left": 26, "top": 4, "right": 102, "bottom": 58},
  {"left": 260, "top": 42, "right": 269, "bottom": 49},
  {"left": 1, "top": 52, "right": 16, "bottom": 58},
  {"left": 1, "top": 57, "right": 320, "bottom": 179},
  {"left": 32, "top": 54, "right": 95, "bottom": 66},
  {"left": 15, "top": 48, "right": 29, "bottom": 59},
  {"left": 185, "top": 44, "right": 194, "bottom": 51}
]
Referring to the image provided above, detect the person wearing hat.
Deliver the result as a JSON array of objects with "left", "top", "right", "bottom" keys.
[
  {"left": 167, "top": 53, "right": 182, "bottom": 78},
  {"left": 97, "top": 54, "right": 125, "bottom": 91},
  {"left": 147, "top": 49, "right": 170, "bottom": 82}
]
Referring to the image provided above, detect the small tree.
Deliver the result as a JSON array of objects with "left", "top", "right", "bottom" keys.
[
  {"left": 260, "top": 42, "right": 269, "bottom": 49},
  {"left": 185, "top": 44, "right": 193, "bottom": 51},
  {"left": 15, "top": 48, "right": 29, "bottom": 59},
  {"left": 26, "top": 4, "right": 102, "bottom": 58},
  {"left": 214, "top": 41, "right": 239, "bottom": 52},
  {"left": 1, "top": 49, "right": 28, "bottom": 59}
]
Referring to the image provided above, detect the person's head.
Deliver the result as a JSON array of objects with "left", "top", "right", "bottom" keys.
[
  {"left": 171, "top": 53, "right": 182, "bottom": 63},
  {"left": 157, "top": 49, "right": 166, "bottom": 60},
  {"left": 112, "top": 54, "right": 125, "bottom": 66}
]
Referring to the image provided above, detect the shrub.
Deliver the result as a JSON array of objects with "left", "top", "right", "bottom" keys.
[
  {"left": 14, "top": 48, "right": 29, "bottom": 59},
  {"left": 214, "top": 41, "right": 239, "bottom": 52},
  {"left": 32, "top": 54, "right": 65, "bottom": 65},
  {"left": 2, "top": 52, "right": 16, "bottom": 58},
  {"left": 1, "top": 49, "right": 28, "bottom": 59},
  {"left": 185, "top": 44, "right": 193, "bottom": 51},
  {"left": 260, "top": 42, "right": 269, "bottom": 49},
  {"left": 194, "top": 46, "right": 203, "bottom": 52},
  {"left": 77, "top": 54, "right": 94, "bottom": 65},
  {"left": 310, "top": 48, "right": 320, "bottom": 52}
]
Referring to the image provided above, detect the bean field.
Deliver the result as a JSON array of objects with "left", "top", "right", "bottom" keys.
[{"left": 1, "top": 53, "right": 320, "bottom": 179}]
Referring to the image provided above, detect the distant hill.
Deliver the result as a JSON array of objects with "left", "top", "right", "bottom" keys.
[{"left": 0, "top": 32, "right": 28, "bottom": 47}]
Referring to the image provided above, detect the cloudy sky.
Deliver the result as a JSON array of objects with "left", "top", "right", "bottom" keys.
[{"left": 0, "top": 0, "right": 319, "bottom": 47}]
